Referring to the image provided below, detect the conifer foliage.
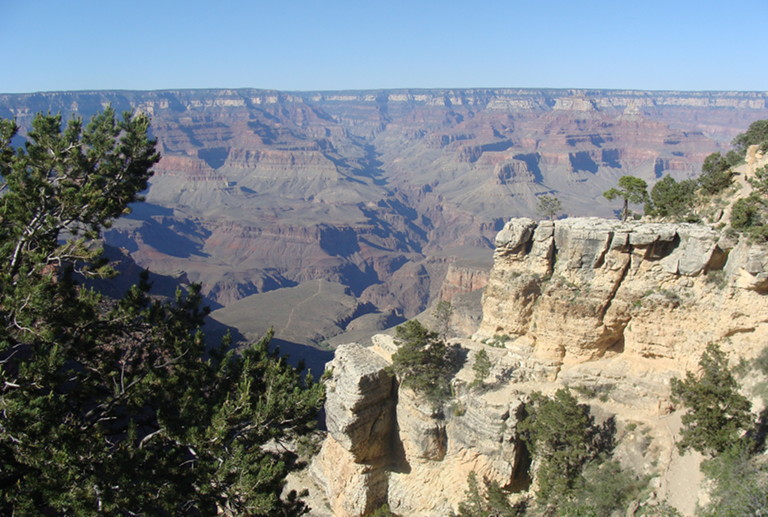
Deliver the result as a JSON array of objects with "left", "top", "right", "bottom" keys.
[
  {"left": 390, "top": 320, "right": 456, "bottom": 408},
  {"left": 517, "top": 389, "right": 594, "bottom": 502},
  {"left": 0, "top": 110, "right": 324, "bottom": 515},
  {"left": 670, "top": 343, "right": 752, "bottom": 456},
  {"left": 602, "top": 176, "right": 648, "bottom": 222}
]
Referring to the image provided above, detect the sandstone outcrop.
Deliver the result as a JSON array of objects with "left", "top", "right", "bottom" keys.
[
  {"left": 478, "top": 217, "right": 768, "bottom": 379},
  {"left": 311, "top": 340, "right": 530, "bottom": 517},
  {"left": 309, "top": 218, "right": 768, "bottom": 516},
  {"left": 311, "top": 343, "right": 396, "bottom": 516}
]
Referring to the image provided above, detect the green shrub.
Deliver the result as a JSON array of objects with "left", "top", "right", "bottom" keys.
[
  {"left": 433, "top": 300, "right": 454, "bottom": 338},
  {"left": 518, "top": 389, "right": 595, "bottom": 502},
  {"left": 557, "top": 460, "right": 648, "bottom": 517},
  {"left": 391, "top": 320, "right": 457, "bottom": 407},
  {"left": 646, "top": 175, "right": 697, "bottom": 219},
  {"left": 486, "top": 334, "right": 511, "bottom": 348},
  {"left": 454, "top": 472, "right": 525, "bottom": 517},
  {"left": 732, "top": 119, "right": 768, "bottom": 156},
  {"left": 748, "top": 164, "right": 768, "bottom": 195},
  {"left": 603, "top": 175, "right": 649, "bottom": 221},
  {"left": 699, "top": 445, "right": 768, "bottom": 517},
  {"left": 704, "top": 269, "right": 727, "bottom": 289},
  {"left": 699, "top": 152, "right": 734, "bottom": 195},
  {"left": 571, "top": 383, "right": 615, "bottom": 402},
  {"left": 518, "top": 389, "right": 650, "bottom": 515},
  {"left": 536, "top": 194, "right": 562, "bottom": 221},
  {"left": 731, "top": 196, "right": 762, "bottom": 230},
  {"left": 730, "top": 194, "right": 768, "bottom": 241},
  {"left": 670, "top": 343, "right": 753, "bottom": 456},
  {"left": 471, "top": 349, "right": 492, "bottom": 389}
]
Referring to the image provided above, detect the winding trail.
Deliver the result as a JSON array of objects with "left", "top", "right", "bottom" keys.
[{"left": 280, "top": 279, "right": 325, "bottom": 334}]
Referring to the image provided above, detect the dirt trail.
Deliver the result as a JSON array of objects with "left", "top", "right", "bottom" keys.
[{"left": 281, "top": 279, "right": 325, "bottom": 334}]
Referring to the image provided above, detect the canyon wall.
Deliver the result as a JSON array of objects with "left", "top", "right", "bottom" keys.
[{"left": 1, "top": 89, "right": 767, "bottom": 348}]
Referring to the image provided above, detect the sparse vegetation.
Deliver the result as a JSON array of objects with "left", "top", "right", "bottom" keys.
[
  {"left": 732, "top": 118, "right": 768, "bottom": 157},
  {"left": 645, "top": 175, "right": 697, "bottom": 219},
  {"left": 518, "top": 389, "right": 596, "bottom": 502},
  {"left": 704, "top": 269, "right": 728, "bottom": 289},
  {"left": 730, "top": 191, "right": 768, "bottom": 241},
  {"left": 555, "top": 459, "right": 648, "bottom": 517},
  {"left": 536, "top": 194, "right": 562, "bottom": 221},
  {"left": 495, "top": 388, "right": 651, "bottom": 516},
  {"left": 698, "top": 445, "right": 768, "bottom": 517},
  {"left": 658, "top": 288, "right": 683, "bottom": 305},
  {"left": 699, "top": 152, "right": 735, "bottom": 195},
  {"left": 434, "top": 300, "right": 454, "bottom": 339},
  {"left": 748, "top": 164, "right": 768, "bottom": 194},
  {"left": 571, "top": 383, "right": 615, "bottom": 402},
  {"left": 485, "top": 334, "right": 512, "bottom": 348},
  {"left": 390, "top": 320, "right": 459, "bottom": 407},
  {"left": 454, "top": 472, "right": 525, "bottom": 517},
  {"left": 671, "top": 343, "right": 753, "bottom": 456},
  {"left": 671, "top": 343, "right": 768, "bottom": 517},
  {"left": 641, "top": 119, "right": 768, "bottom": 229},
  {"left": 471, "top": 349, "right": 492, "bottom": 389}
]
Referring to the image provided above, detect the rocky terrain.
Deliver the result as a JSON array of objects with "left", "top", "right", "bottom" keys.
[
  {"left": 296, "top": 145, "right": 768, "bottom": 516},
  {"left": 306, "top": 213, "right": 768, "bottom": 516},
  {"left": 2, "top": 88, "right": 768, "bottom": 349}
]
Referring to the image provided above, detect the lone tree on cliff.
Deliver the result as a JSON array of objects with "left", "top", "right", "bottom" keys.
[
  {"left": 0, "top": 110, "right": 324, "bottom": 515},
  {"left": 391, "top": 320, "right": 456, "bottom": 407},
  {"left": 536, "top": 194, "right": 562, "bottom": 221},
  {"left": 603, "top": 175, "right": 649, "bottom": 221}
]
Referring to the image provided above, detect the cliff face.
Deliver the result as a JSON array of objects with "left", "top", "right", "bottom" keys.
[
  {"left": 311, "top": 340, "right": 527, "bottom": 517},
  {"left": 309, "top": 218, "right": 768, "bottom": 516},
  {"left": 478, "top": 218, "right": 768, "bottom": 377}
]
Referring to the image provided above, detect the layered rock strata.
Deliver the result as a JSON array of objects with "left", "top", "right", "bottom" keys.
[
  {"left": 478, "top": 218, "right": 768, "bottom": 376},
  {"left": 311, "top": 341, "right": 527, "bottom": 517},
  {"left": 3, "top": 88, "right": 768, "bottom": 349},
  {"left": 311, "top": 343, "right": 396, "bottom": 516},
  {"left": 310, "top": 218, "right": 768, "bottom": 516}
]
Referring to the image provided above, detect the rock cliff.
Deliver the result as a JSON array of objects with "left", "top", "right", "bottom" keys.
[
  {"left": 307, "top": 217, "right": 768, "bottom": 516},
  {"left": 478, "top": 217, "right": 768, "bottom": 377},
  {"left": 310, "top": 339, "right": 527, "bottom": 517}
]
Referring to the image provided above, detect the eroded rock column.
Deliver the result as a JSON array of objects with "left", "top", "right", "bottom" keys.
[{"left": 311, "top": 343, "right": 396, "bottom": 516}]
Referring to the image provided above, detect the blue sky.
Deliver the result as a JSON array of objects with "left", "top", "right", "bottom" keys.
[{"left": 2, "top": 0, "right": 767, "bottom": 93}]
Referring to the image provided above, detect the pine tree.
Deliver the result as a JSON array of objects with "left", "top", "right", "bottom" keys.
[
  {"left": 536, "top": 194, "right": 562, "bottom": 221},
  {"left": 603, "top": 176, "right": 648, "bottom": 221},
  {"left": 390, "top": 320, "right": 454, "bottom": 407},
  {"left": 646, "top": 175, "right": 697, "bottom": 219},
  {"left": 0, "top": 110, "right": 324, "bottom": 515},
  {"left": 471, "top": 349, "right": 491, "bottom": 389},
  {"left": 518, "top": 389, "right": 594, "bottom": 503},
  {"left": 670, "top": 343, "right": 752, "bottom": 456},
  {"left": 455, "top": 472, "right": 523, "bottom": 517}
]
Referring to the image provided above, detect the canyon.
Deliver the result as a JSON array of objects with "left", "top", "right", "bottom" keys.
[
  {"left": 2, "top": 88, "right": 768, "bottom": 353},
  {"left": 3, "top": 88, "right": 768, "bottom": 514}
]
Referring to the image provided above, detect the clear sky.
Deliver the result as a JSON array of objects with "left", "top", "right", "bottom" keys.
[{"left": 2, "top": 0, "right": 767, "bottom": 94}]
